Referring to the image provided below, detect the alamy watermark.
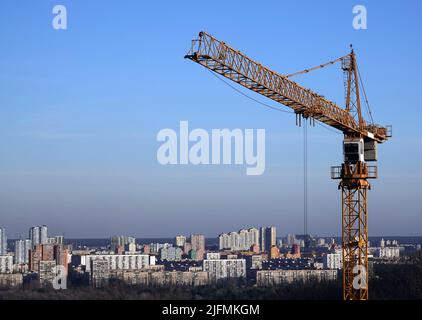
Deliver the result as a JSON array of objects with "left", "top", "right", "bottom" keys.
[
  {"left": 52, "top": 265, "right": 67, "bottom": 290},
  {"left": 157, "top": 121, "right": 266, "bottom": 175},
  {"left": 52, "top": 5, "right": 67, "bottom": 30},
  {"left": 353, "top": 5, "right": 367, "bottom": 30},
  {"left": 353, "top": 265, "right": 367, "bottom": 290}
]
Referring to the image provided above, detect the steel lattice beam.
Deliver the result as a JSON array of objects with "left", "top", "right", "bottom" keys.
[
  {"left": 342, "top": 186, "right": 369, "bottom": 300},
  {"left": 185, "top": 31, "right": 388, "bottom": 143}
]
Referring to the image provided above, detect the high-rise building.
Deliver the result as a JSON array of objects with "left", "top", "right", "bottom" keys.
[
  {"left": 24, "top": 239, "right": 32, "bottom": 261},
  {"left": 238, "top": 229, "right": 249, "bottom": 251},
  {"left": 14, "top": 240, "right": 24, "bottom": 265},
  {"left": 110, "top": 236, "right": 136, "bottom": 252},
  {"left": 39, "top": 260, "right": 56, "bottom": 287},
  {"left": 248, "top": 228, "right": 260, "bottom": 251},
  {"left": 191, "top": 234, "right": 205, "bottom": 252},
  {"left": 0, "top": 228, "right": 7, "bottom": 256},
  {"left": 261, "top": 226, "right": 276, "bottom": 253},
  {"left": 29, "top": 226, "right": 40, "bottom": 246},
  {"left": 29, "top": 245, "right": 42, "bottom": 272},
  {"left": 191, "top": 234, "right": 205, "bottom": 260},
  {"left": 42, "top": 244, "right": 55, "bottom": 261},
  {"left": 219, "top": 228, "right": 260, "bottom": 251},
  {"left": 270, "top": 245, "right": 280, "bottom": 259},
  {"left": 259, "top": 227, "right": 265, "bottom": 253},
  {"left": 159, "top": 246, "right": 183, "bottom": 261},
  {"left": 175, "top": 235, "right": 186, "bottom": 247},
  {"left": 29, "top": 244, "right": 55, "bottom": 272},
  {"left": 14, "top": 239, "right": 32, "bottom": 264},
  {"left": 54, "top": 245, "right": 70, "bottom": 275},
  {"left": 29, "top": 225, "right": 48, "bottom": 247},
  {"left": 40, "top": 226, "right": 48, "bottom": 244},
  {"left": 229, "top": 232, "right": 239, "bottom": 250},
  {"left": 0, "top": 256, "right": 13, "bottom": 274},
  {"left": 219, "top": 233, "right": 230, "bottom": 251},
  {"left": 267, "top": 227, "right": 277, "bottom": 252},
  {"left": 183, "top": 242, "right": 192, "bottom": 255},
  {"left": 286, "top": 234, "right": 296, "bottom": 246},
  {"left": 91, "top": 260, "right": 110, "bottom": 288},
  {"left": 149, "top": 243, "right": 171, "bottom": 254}
]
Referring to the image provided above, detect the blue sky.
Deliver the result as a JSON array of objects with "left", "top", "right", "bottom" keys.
[{"left": 0, "top": 0, "right": 421, "bottom": 238}]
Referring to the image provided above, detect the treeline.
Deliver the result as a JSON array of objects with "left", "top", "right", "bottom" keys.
[
  {"left": 370, "top": 254, "right": 422, "bottom": 299},
  {"left": 0, "top": 280, "right": 342, "bottom": 300},
  {"left": 1, "top": 253, "right": 421, "bottom": 300}
]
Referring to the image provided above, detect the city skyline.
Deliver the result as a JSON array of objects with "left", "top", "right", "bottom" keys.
[
  {"left": 1, "top": 221, "right": 419, "bottom": 301},
  {"left": 0, "top": 223, "right": 420, "bottom": 242}
]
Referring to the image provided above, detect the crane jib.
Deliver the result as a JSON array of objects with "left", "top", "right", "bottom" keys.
[{"left": 185, "top": 31, "right": 389, "bottom": 143}]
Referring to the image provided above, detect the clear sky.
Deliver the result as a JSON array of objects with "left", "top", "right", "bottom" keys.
[{"left": 0, "top": 0, "right": 421, "bottom": 238}]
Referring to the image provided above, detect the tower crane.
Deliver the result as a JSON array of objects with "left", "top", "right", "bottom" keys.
[{"left": 185, "top": 31, "right": 391, "bottom": 300}]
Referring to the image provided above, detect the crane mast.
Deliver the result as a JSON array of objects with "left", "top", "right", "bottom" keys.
[{"left": 185, "top": 31, "right": 391, "bottom": 300}]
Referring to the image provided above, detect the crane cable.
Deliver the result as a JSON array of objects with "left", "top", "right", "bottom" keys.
[
  {"left": 207, "top": 69, "right": 294, "bottom": 114},
  {"left": 304, "top": 119, "right": 308, "bottom": 237},
  {"left": 208, "top": 68, "right": 343, "bottom": 136},
  {"left": 356, "top": 63, "right": 375, "bottom": 125},
  {"left": 286, "top": 54, "right": 350, "bottom": 78}
]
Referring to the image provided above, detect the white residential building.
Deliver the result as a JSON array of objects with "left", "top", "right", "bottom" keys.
[
  {"left": 110, "top": 235, "right": 136, "bottom": 252},
  {"left": 29, "top": 225, "right": 48, "bottom": 246},
  {"left": 0, "top": 256, "right": 13, "bottom": 274},
  {"left": 257, "top": 269, "right": 337, "bottom": 286},
  {"left": 375, "top": 247, "right": 400, "bottom": 259},
  {"left": 83, "top": 254, "right": 153, "bottom": 272},
  {"left": 219, "top": 233, "right": 230, "bottom": 250},
  {"left": 219, "top": 228, "right": 260, "bottom": 251},
  {"left": 206, "top": 252, "right": 221, "bottom": 260},
  {"left": 323, "top": 253, "right": 342, "bottom": 269},
  {"left": 0, "top": 228, "right": 7, "bottom": 256},
  {"left": 14, "top": 239, "right": 32, "bottom": 264},
  {"left": 175, "top": 235, "right": 187, "bottom": 247},
  {"left": 203, "top": 259, "right": 246, "bottom": 282}
]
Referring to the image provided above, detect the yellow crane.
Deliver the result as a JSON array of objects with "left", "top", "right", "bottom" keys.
[{"left": 185, "top": 31, "right": 391, "bottom": 300}]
